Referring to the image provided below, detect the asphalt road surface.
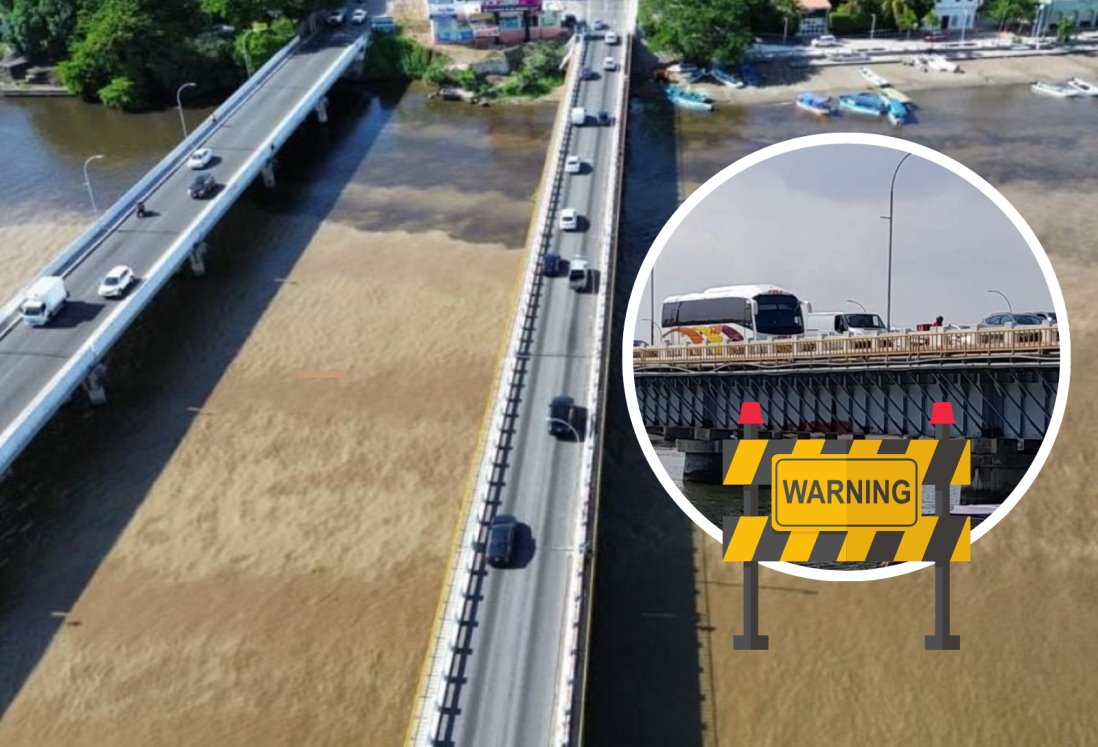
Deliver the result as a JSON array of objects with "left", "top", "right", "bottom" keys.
[{"left": 450, "top": 5, "right": 629, "bottom": 744}]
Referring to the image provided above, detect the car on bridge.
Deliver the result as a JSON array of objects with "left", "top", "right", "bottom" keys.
[
  {"left": 541, "top": 252, "right": 564, "bottom": 277},
  {"left": 603, "top": 56, "right": 617, "bottom": 72},
  {"left": 596, "top": 110, "right": 613, "bottom": 126},
  {"left": 327, "top": 10, "right": 346, "bottom": 25},
  {"left": 486, "top": 514, "right": 518, "bottom": 567},
  {"left": 351, "top": 8, "right": 367, "bottom": 24},
  {"left": 547, "top": 395, "right": 578, "bottom": 438},
  {"left": 606, "top": 31, "right": 619, "bottom": 45},
  {"left": 565, "top": 155, "right": 583, "bottom": 174},
  {"left": 187, "top": 148, "right": 213, "bottom": 170},
  {"left": 979, "top": 312, "right": 1045, "bottom": 327},
  {"left": 559, "top": 208, "right": 579, "bottom": 231},
  {"left": 97, "top": 265, "right": 136, "bottom": 299},
  {"left": 188, "top": 173, "right": 217, "bottom": 199}
]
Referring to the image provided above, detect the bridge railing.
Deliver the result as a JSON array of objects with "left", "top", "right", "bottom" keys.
[
  {"left": 634, "top": 324, "right": 1061, "bottom": 369},
  {"left": 0, "top": 31, "right": 308, "bottom": 331}
]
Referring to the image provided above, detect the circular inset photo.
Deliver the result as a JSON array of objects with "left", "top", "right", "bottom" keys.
[{"left": 622, "top": 134, "right": 1070, "bottom": 582}]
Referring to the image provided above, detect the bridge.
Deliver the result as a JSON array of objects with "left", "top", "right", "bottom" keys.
[
  {"left": 408, "top": 0, "right": 634, "bottom": 743},
  {"left": 0, "top": 22, "right": 368, "bottom": 477},
  {"left": 633, "top": 327, "right": 1062, "bottom": 499}
]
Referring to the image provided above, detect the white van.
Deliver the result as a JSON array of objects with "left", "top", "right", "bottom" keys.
[
  {"left": 805, "top": 310, "right": 888, "bottom": 336},
  {"left": 20, "top": 275, "right": 69, "bottom": 327},
  {"left": 570, "top": 106, "right": 587, "bottom": 125}
]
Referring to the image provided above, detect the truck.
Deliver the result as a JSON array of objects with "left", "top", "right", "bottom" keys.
[
  {"left": 19, "top": 276, "right": 69, "bottom": 327},
  {"left": 804, "top": 310, "right": 888, "bottom": 336},
  {"left": 570, "top": 106, "right": 587, "bottom": 126},
  {"left": 569, "top": 259, "right": 592, "bottom": 292}
]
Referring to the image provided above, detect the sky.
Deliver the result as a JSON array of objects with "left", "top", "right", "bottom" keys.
[{"left": 634, "top": 144, "right": 1056, "bottom": 339}]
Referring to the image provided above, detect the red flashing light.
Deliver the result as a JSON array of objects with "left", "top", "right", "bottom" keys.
[
  {"left": 738, "top": 401, "right": 764, "bottom": 425},
  {"left": 929, "top": 401, "right": 956, "bottom": 426}
]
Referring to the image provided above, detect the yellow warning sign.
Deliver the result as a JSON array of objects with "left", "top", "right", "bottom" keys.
[{"left": 772, "top": 456, "right": 920, "bottom": 530}]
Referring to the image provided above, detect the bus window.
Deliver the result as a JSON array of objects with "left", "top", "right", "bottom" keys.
[{"left": 753, "top": 295, "right": 803, "bottom": 336}]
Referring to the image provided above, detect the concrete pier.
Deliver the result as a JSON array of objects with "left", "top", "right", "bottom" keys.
[{"left": 960, "top": 438, "right": 1037, "bottom": 504}]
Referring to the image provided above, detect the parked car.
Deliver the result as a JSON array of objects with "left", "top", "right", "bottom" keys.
[
  {"left": 811, "top": 34, "right": 841, "bottom": 48},
  {"left": 559, "top": 208, "right": 579, "bottom": 230},
  {"left": 351, "top": 9, "right": 367, "bottom": 24},
  {"left": 327, "top": 10, "right": 345, "bottom": 25},
  {"left": 187, "top": 148, "right": 213, "bottom": 170},
  {"left": 547, "top": 395, "right": 577, "bottom": 438},
  {"left": 486, "top": 514, "right": 518, "bottom": 567},
  {"left": 98, "top": 265, "right": 136, "bottom": 299},
  {"left": 1030, "top": 311, "right": 1057, "bottom": 323},
  {"left": 923, "top": 30, "right": 949, "bottom": 42},
  {"left": 565, "top": 155, "right": 582, "bottom": 174},
  {"left": 603, "top": 56, "right": 617, "bottom": 72},
  {"left": 606, "top": 31, "right": 619, "bottom": 45},
  {"left": 980, "top": 313, "right": 1045, "bottom": 327},
  {"left": 596, "top": 110, "right": 612, "bottom": 126},
  {"left": 188, "top": 173, "right": 217, "bottom": 198}
]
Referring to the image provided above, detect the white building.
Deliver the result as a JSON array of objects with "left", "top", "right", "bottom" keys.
[{"left": 931, "top": 0, "right": 983, "bottom": 31}]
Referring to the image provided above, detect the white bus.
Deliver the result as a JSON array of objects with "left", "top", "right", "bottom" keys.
[{"left": 660, "top": 284, "right": 805, "bottom": 344}]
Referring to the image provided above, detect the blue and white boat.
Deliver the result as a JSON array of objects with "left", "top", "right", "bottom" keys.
[
  {"left": 837, "top": 92, "right": 885, "bottom": 116},
  {"left": 711, "top": 66, "right": 745, "bottom": 88},
  {"left": 795, "top": 92, "right": 833, "bottom": 116},
  {"left": 741, "top": 63, "right": 761, "bottom": 86},
  {"left": 664, "top": 85, "right": 714, "bottom": 111},
  {"left": 684, "top": 68, "right": 706, "bottom": 84},
  {"left": 883, "top": 94, "right": 910, "bottom": 125}
]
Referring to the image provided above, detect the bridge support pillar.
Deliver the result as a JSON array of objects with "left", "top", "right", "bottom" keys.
[
  {"left": 677, "top": 439, "right": 722, "bottom": 483},
  {"left": 262, "top": 159, "right": 277, "bottom": 188},
  {"left": 961, "top": 439, "right": 1035, "bottom": 504},
  {"left": 189, "top": 241, "right": 209, "bottom": 277},
  {"left": 315, "top": 95, "right": 329, "bottom": 124},
  {"left": 83, "top": 363, "right": 108, "bottom": 406}
]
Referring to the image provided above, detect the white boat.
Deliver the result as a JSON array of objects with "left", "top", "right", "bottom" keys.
[
  {"left": 1031, "top": 81, "right": 1081, "bottom": 98},
  {"left": 1066, "top": 76, "right": 1098, "bottom": 96},
  {"left": 927, "top": 55, "right": 960, "bottom": 73},
  {"left": 859, "top": 66, "right": 889, "bottom": 87}
]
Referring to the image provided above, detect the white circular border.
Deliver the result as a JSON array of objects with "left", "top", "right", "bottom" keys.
[{"left": 621, "top": 133, "right": 1072, "bottom": 582}]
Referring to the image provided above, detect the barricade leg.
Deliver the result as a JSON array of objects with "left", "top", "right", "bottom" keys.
[
  {"left": 732, "top": 408, "right": 768, "bottom": 650},
  {"left": 926, "top": 404, "right": 960, "bottom": 650}
]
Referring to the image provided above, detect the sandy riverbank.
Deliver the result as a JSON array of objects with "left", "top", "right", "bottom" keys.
[{"left": 691, "top": 53, "right": 1098, "bottom": 106}]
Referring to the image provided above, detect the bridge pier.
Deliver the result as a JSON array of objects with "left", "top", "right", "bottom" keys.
[
  {"left": 677, "top": 439, "right": 723, "bottom": 483},
  {"left": 315, "top": 95, "right": 329, "bottom": 124},
  {"left": 961, "top": 438, "right": 1037, "bottom": 504},
  {"left": 82, "top": 363, "right": 108, "bottom": 406},
  {"left": 189, "top": 241, "right": 209, "bottom": 276},
  {"left": 262, "top": 159, "right": 277, "bottom": 188}
]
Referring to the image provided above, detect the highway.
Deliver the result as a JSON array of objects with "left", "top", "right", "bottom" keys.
[
  {"left": 0, "top": 22, "right": 364, "bottom": 473},
  {"left": 450, "top": 4, "right": 629, "bottom": 743}
]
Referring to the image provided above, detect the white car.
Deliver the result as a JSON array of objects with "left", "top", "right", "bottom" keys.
[
  {"left": 327, "top": 10, "right": 346, "bottom": 25},
  {"left": 98, "top": 265, "right": 136, "bottom": 299},
  {"left": 605, "top": 31, "right": 619, "bottom": 45},
  {"left": 351, "top": 9, "right": 367, "bottom": 24},
  {"left": 187, "top": 148, "right": 213, "bottom": 170},
  {"left": 811, "top": 34, "right": 841, "bottom": 48},
  {"left": 559, "top": 208, "right": 579, "bottom": 231},
  {"left": 565, "top": 155, "right": 582, "bottom": 174},
  {"left": 603, "top": 56, "right": 617, "bottom": 72}
]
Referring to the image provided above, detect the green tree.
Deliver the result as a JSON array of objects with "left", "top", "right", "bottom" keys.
[
  {"left": 1056, "top": 15, "right": 1075, "bottom": 42},
  {"left": 1, "top": 0, "right": 92, "bottom": 60},
  {"left": 988, "top": 0, "right": 1037, "bottom": 31},
  {"left": 232, "top": 16, "right": 295, "bottom": 73},
  {"left": 897, "top": 4, "right": 919, "bottom": 36},
  {"left": 97, "top": 74, "right": 141, "bottom": 109},
  {"left": 199, "top": 0, "right": 327, "bottom": 28},
  {"left": 922, "top": 9, "right": 938, "bottom": 29},
  {"left": 640, "top": 0, "right": 753, "bottom": 65}
]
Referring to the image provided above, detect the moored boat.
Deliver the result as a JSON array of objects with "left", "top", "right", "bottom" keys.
[
  {"left": 928, "top": 55, "right": 960, "bottom": 73},
  {"left": 883, "top": 95, "right": 910, "bottom": 125},
  {"left": 882, "top": 86, "right": 912, "bottom": 106},
  {"left": 795, "top": 92, "right": 833, "bottom": 115},
  {"left": 666, "top": 84, "right": 712, "bottom": 103},
  {"left": 859, "top": 66, "right": 889, "bottom": 87},
  {"left": 741, "top": 63, "right": 761, "bottom": 86},
  {"left": 1066, "top": 76, "right": 1098, "bottom": 96},
  {"left": 1031, "top": 81, "right": 1081, "bottom": 98},
  {"left": 664, "top": 84, "right": 714, "bottom": 111},
  {"left": 837, "top": 91, "right": 885, "bottom": 116},
  {"left": 711, "top": 66, "right": 745, "bottom": 88}
]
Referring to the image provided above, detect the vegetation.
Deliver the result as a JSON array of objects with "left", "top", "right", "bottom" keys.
[
  {"left": 987, "top": 0, "right": 1039, "bottom": 32},
  {"left": 639, "top": 0, "right": 753, "bottom": 65},
  {"left": 1056, "top": 16, "right": 1075, "bottom": 43},
  {"left": 361, "top": 29, "right": 436, "bottom": 80},
  {"left": 494, "top": 41, "right": 563, "bottom": 98},
  {"left": 0, "top": 0, "right": 326, "bottom": 109}
]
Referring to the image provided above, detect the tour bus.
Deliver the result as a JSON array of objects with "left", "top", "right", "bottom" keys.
[{"left": 660, "top": 284, "right": 806, "bottom": 345}]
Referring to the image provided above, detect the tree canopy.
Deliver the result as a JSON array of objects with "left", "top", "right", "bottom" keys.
[{"left": 639, "top": 0, "right": 754, "bottom": 65}]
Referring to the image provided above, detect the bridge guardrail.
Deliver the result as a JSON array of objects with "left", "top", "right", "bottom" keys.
[
  {"left": 634, "top": 325, "right": 1061, "bottom": 370},
  {"left": 0, "top": 35, "right": 369, "bottom": 477},
  {"left": 552, "top": 29, "right": 632, "bottom": 747},
  {"left": 0, "top": 31, "right": 308, "bottom": 332},
  {"left": 406, "top": 33, "right": 589, "bottom": 747}
]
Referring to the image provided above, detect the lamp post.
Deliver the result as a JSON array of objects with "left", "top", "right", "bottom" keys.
[
  {"left": 987, "top": 289, "right": 1013, "bottom": 314},
  {"left": 176, "top": 82, "right": 197, "bottom": 138},
  {"left": 961, "top": 10, "right": 970, "bottom": 42},
  {"left": 881, "top": 152, "right": 913, "bottom": 330},
  {"left": 242, "top": 28, "right": 257, "bottom": 77},
  {"left": 846, "top": 298, "right": 867, "bottom": 312},
  {"left": 641, "top": 317, "right": 661, "bottom": 345},
  {"left": 870, "top": 12, "right": 877, "bottom": 40},
  {"left": 83, "top": 154, "right": 105, "bottom": 214}
]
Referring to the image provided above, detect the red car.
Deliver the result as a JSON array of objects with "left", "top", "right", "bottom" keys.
[{"left": 923, "top": 30, "right": 949, "bottom": 42}]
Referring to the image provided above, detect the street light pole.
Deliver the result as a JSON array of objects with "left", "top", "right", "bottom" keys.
[
  {"left": 846, "top": 298, "right": 867, "bottom": 312},
  {"left": 176, "top": 82, "right": 197, "bottom": 139},
  {"left": 83, "top": 154, "right": 105, "bottom": 214},
  {"left": 961, "top": 10, "right": 969, "bottom": 42},
  {"left": 987, "top": 289, "right": 1013, "bottom": 314},
  {"left": 641, "top": 317, "right": 661, "bottom": 345},
  {"left": 881, "top": 152, "right": 913, "bottom": 330},
  {"left": 870, "top": 13, "right": 877, "bottom": 40},
  {"left": 242, "top": 29, "right": 257, "bottom": 77}
]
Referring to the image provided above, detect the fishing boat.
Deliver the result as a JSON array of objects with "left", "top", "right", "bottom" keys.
[
  {"left": 711, "top": 66, "right": 745, "bottom": 88},
  {"left": 667, "top": 62, "right": 698, "bottom": 75},
  {"left": 664, "top": 85, "right": 714, "bottom": 111},
  {"left": 795, "top": 92, "right": 833, "bottom": 116},
  {"left": 882, "top": 87, "right": 913, "bottom": 106},
  {"left": 1066, "top": 76, "right": 1098, "bottom": 96},
  {"left": 859, "top": 66, "right": 889, "bottom": 87},
  {"left": 667, "top": 84, "right": 712, "bottom": 103},
  {"left": 883, "top": 95, "right": 910, "bottom": 125},
  {"left": 927, "top": 55, "right": 960, "bottom": 73},
  {"left": 684, "top": 68, "right": 706, "bottom": 84},
  {"left": 1031, "top": 81, "right": 1081, "bottom": 98},
  {"left": 837, "top": 92, "right": 885, "bottom": 116}
]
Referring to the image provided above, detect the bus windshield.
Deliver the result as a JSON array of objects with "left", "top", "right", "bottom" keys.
[{"left": 753, "top": 294, "right": 803, "bottom": 335}]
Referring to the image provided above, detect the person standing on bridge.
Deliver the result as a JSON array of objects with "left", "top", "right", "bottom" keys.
[{"left": 932, "top": 316, "right": 944, "bottom": 327}]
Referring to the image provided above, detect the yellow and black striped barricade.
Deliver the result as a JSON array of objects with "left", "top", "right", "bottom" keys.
[{"left": 722, "top": 401, "right": 971, "bottom": 650}]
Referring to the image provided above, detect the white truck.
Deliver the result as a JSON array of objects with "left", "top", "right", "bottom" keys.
[
  {"left": 804, "top": 310, "right": 888, "bottom": 336},
  {"left": 569, "top": 259, "right": 593, "bottom": 292},
  {"left": 570, "top": 106, "right": 587, "bottom": 126},
  {"left": 19, "top": 276, "right": 69, "bottom": 326}
]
